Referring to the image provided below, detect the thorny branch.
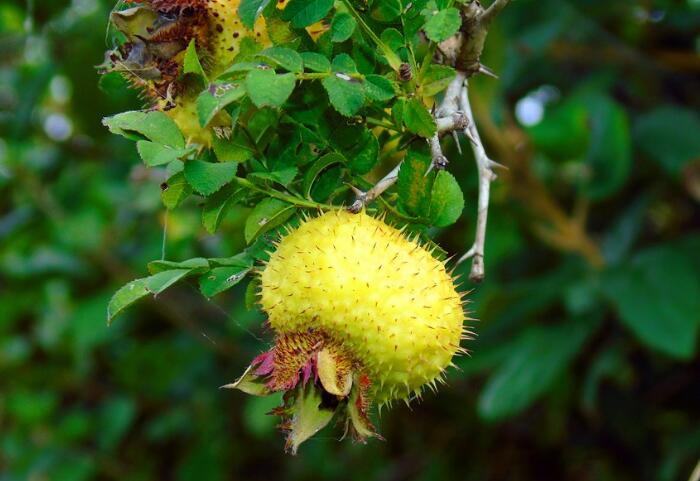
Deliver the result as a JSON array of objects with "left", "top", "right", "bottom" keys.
[
  {"left": 457, "top": 80, "right": 502, "bottom": 282},
  {"left": 348, "top": 163, "right": 402, "bottom": 213},
  {"left": 350, "top": 0, "right": 513, "bottom": 281},
  {"left": 349, "top": 72, "right": 471, "bottom": 213}
]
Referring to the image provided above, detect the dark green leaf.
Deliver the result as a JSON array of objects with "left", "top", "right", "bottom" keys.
[
  {"left": 478, "top": 321, "right": 595, "bottom": 420},
  {"left": 244, "top": 198, "right": 296, "bottom": 243},
  {"left": 245, "top": 278, "right": 261, "bottom": 310},
  {"left": 281, "top": 0, "right": 334, "bottom": 28},
  {"left": 581, "top": 96, "right": 631, "bottom": 200},
  {"left": 602, "top": 242, "right": 700, "bottom": 359},
  {"left": 370, "top": 0, "right": 402, "bottom": 22},
  {"left": 199, "top": 265, "right": 252, "bottom": 297},
  {"left": 303, "top": 152, "right": 345, "bottom": 198},
  {"left": 346, "top": 129, "right": 379, "bottom": 174},
  {"left": 634, "top": 106, "right": 700, "bottom": 176},
  {"left": 249, "top": 166, "right": 299, "bottom": 186},
  {"left": 202, "top": 187, "right": 246, "bottom": 234}
]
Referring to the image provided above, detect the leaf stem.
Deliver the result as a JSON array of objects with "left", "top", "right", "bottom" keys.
[{"left": 233, "top": 177, "right": 340, "bottom": 210}]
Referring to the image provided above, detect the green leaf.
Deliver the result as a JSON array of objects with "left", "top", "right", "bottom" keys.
[
  {"left": 249, "top": 166, "right": 299, "bottom": 186},
  {"left": 331, "top": 53, "right": 358, "bottom": 74},
  {"left": 244, "top": 198, "right": 296, "bottom": 243},
  {"left": 238, "top": 0, "right": 271, "bottom": 29},
  {"left": 330, "top": 12, "right": 356, "bottom": 42},
  {"left": 103, "top": 110, "right": 184, "bottom": 148},
  {"left": 209, "top": 253, "right": 255, "bottom": 268},
  {"left": 199, "top": 265, "right": 252, "bottom": 297},
  {"left": 184, "top": 160, "right": 239, "bottom": 196},
  {"left": 634, "top": 106, "right": 700, "bottom": 176},
  {"left": 196, "top": 83, "right": 245, "bottom": 127},
  {"left": 303, "top": 152, "right": 345, "bottom": 198},
  {"left": 346, "top": 129, "right": 379, "bottom": 174},
  {"left": 161, "top": 172, "right": 192, "bottom": 210},
  {"left": 212, "top": 131, "right": 255, "bottom": 163},
  {"left": 379, "top": 28, "right": 404, "bottom": 54},
  {"left": 602, "top": 242, "right": 700, "bottom": 359},
  {"left": 421, "top": 65, "right": 456, "bottom": 97},
  {"left": 322, "top": 74, "right": 365, "bottom": 116},
  {"left": 107, "top": 269, "right": 193, "bottom": 324},
  {"left": 258, "top": 46, "right": 304, "bottom": 73},
  {"left": 428, "top": 171, "right": 464, "bottom": 227},
  {"left": 301, "top": 51, "right": 331, "bottom": 72},
  {"left": 403, "top": 98, "right": 436, "bottom": 138},
  {"left": 245, "top": 69, "right": 297, "bottom": 108},
  {"left": 147, "top": 258, "right": 210, "bottom": 275},
  {"left": 136, "top": 141, "right": 193, "bottom": 167},
  {"left": 245, "top": 278, "right": 261, "bottom": 310},
  {"left": 281, "top": 0, "right": 334, "bottom": 28},
  {"left": 364, "top": 75, "right": 395, "bottom": 102},
  {"left": 581, "top": 96, "right": 631, "bottom": 200},
  {"left": 422, "top": 7, "right": 461, "bottom": 43},
  {"left": 202, "top": 186, "right": 245, "bottom": 234},
  {"left": 370, "top": 0, "right": 402, "bottom": 22},
  {"left": 183, "top": 39, "right": 208, "bottom": 82},
  {"left": 478, "top": 321, "right": 595, "bottom": 420},
  {"left": 397, "top": 150, "right": 433, "bottom": 218},
  {"left": 107, "top": 278, "right": 148, "bottom": 324}
]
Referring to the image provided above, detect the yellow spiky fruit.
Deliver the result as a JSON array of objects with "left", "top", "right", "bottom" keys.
[{"left": 260, "top": 211, "right": 466, "bottom": 404}]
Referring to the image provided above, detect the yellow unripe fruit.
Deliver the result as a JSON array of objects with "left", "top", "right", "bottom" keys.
[{"left": 260, "top": 211, "right": 466, "bottom": 404}]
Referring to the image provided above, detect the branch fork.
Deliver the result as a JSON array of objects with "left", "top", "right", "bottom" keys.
[{"left": 349, "top": 0, "right": 512, "bottom": 281}]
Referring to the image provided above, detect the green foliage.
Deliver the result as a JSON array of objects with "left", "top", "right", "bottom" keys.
[
  {"left": 3, "top": 0, "right": 700, "bottom": 479},
  {"left": 422, "top": 7, "right": 462, "bottom": 43}
]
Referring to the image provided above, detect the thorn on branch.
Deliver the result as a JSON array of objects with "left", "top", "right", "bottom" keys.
[
  {"left": 456, "top": 80, "right": 502, "bottom": 283},
  {"left": 347, "top": 163, "right": 402, "bottom": 213}
]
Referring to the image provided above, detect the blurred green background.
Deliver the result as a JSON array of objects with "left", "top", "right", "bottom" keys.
[{"left": 2, "top": 0, "right": 700, "bottom": 480}]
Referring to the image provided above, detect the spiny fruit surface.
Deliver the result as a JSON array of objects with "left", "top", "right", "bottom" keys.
[{"left": 260, "top": 211, "right": 466, "bottom": 404}]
